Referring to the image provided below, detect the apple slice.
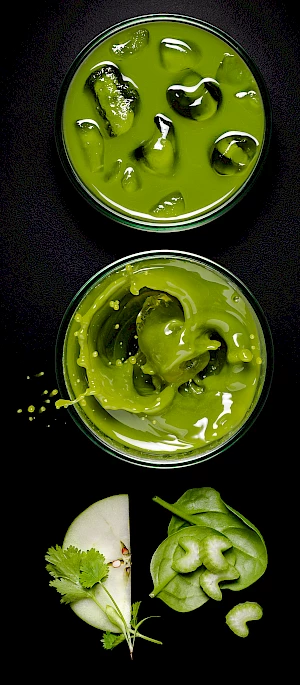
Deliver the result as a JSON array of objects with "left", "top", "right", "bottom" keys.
[{"left": 63, "top": 494, "right": 131, "bottom": 633}]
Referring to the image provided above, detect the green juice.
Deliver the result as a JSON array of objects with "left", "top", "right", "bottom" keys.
[
  {"left": 61, "top": 17, "right": 267, "bottom": 229},
  {"left": 57, "top": 255, "right": 267, "bottom": 459}
]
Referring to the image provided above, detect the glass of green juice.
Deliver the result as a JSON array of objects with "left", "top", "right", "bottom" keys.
[
  {"left": 55, "top": 14, "right": 272, "bottom": 232},
  {"left": 55, "top": 250, "right": 274, "bottom": 467}
]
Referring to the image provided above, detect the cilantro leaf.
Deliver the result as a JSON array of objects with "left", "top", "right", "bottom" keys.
[
  {"left": 46, "top": 546, "right": 92, "bottom": 604},
  {"left": 80, "top": 549, "right": 109, "bottom": 588},
  {"left": 101, "top": 631, "right": 126, "bottom": 650},
  {"left": 49, "top": 577, "right": 90, "bottom": 604},
  {"left": 46, "top": 544, "right": 162, "bottom": 658},
  {"left": 45, "top": 545, "right": 83, "bottom": 583},
  {"left": 131, "top": 601, "right": 141, "bottom": 627},
  {"left": 45, "top": 545, "right": 109, "bottom": 591}
]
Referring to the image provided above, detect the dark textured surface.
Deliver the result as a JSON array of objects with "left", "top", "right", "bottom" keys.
[{"left": 2, "top": 0, "right": 298, "bottom": 675}]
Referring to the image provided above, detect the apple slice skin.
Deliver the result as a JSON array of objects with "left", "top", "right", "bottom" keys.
[{"left": 63, "top": 494, "right": 131, "bottom": 632}]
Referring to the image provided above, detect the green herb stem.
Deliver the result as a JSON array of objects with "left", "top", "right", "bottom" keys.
[
  {"left": 134, "top": 615, "right": 162, "bottom": 644},
  {"left": 135, "top": 631, "right": 162, "bottom": 645},
  {"left": 86, "top": 589, "right": 107, "bottom": 615},
  {"left": 98, "top": 584, "right": 128, "bottom": 630},
  {"left": 91, "top": 585, "right": 133, "bottom": 655}
]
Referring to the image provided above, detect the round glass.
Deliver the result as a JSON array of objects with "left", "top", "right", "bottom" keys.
[
  {"left": 55, "top": 250, "right": 274, "bottom": 467},
  {"left": 55, "top": 14, "right": 272, "bottom": 232}
]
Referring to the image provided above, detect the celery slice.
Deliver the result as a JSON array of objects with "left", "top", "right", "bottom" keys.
[{"left": 225, "top": 601, "right": 263, "bottom": 637}]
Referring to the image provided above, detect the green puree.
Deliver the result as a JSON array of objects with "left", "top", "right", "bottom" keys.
[
  {"left": 57, "top": 257, "right": 265, "bottom": 455},
  {"left": 62, "top": 20, "right": 265, "bottom": 225}
]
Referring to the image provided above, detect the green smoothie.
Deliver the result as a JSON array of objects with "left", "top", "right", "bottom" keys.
[
  {"left": 56, "top": 255, "right": 267, "bottom": 459},
  {"left": 60, "top": 17, "right": 266, "bottom": 228}
]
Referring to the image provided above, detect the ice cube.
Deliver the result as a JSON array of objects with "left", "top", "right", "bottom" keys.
[
  {"left": 167, "top": 72, "right": 221, "bottom": 121},
  {"left": 236, "top": 89, "right": 261, "bottom": 112},
  {"left": 160, "top": 37, "right": 199, "bottom": 71},
  {"left": 104, "top": 158, "right": 122, "bottom": 182},
  {"left": 121, "top": 165, "right": 140, "bottom": 192},
  {"left": 216, "top": 52, "right": 253, "bottom": 87},
  {"left": 135, "top": 113, "right": 176, "bottom": 174},
  {"left": 211, "top": 132, "right": 259, "bottom": 175},
  {"left": 86, "top": 64, "right": 139, "bottom": 137},
  {"left": 75, "top": 119, "right": 104, "bottom": 172},
  {"left": 150, "top": 191, "right": 185, "bottom": 217},
  {"left": 110, "top": 27, "right": 149, "bottom": 58}
]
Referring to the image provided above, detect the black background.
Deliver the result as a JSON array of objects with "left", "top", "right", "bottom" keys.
[{"left": 2, "top": 0, "right": 298, "bottom": 677}]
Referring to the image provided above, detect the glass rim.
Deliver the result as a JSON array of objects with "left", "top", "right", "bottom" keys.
[
  {"left": 54, "top": 13, "right": 272, "bottom": 232},
  {"left": 55, "top": 249, "right": 274, "bottom": 468}
]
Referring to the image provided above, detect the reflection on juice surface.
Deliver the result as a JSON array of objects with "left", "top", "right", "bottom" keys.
[
  {"left": 57, "top": 255, "right": 267, "bottom": 458},
  {"left": 61, "top": 18, "right": 267, "bottom": 228}
]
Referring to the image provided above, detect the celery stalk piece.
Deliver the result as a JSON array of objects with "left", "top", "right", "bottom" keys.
[{"left": 225, "top": 601, "right": 263, "bottom": 636}]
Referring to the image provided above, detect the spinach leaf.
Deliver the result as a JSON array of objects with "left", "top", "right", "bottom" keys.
[
  {"left": 150, "top": 525, "right": 236, "bottom": 611},
  {"left": 150, "top": 488, "right": 267, "bottom": 610},
  {"left": 166, "top": 487, "right": 246, "bottom": 534}
]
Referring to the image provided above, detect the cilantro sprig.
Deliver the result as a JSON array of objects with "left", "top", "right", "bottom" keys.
[{"left": 45, "top": 545, "right": 161, "bottom": 658}]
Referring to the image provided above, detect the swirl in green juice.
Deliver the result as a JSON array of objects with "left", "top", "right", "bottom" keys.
[
  {"left": 57, "top": 257, "right": 265, "bottom": 456},
  {"left": 61, "top": 19, "right": 266, "bottom": 226}
]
